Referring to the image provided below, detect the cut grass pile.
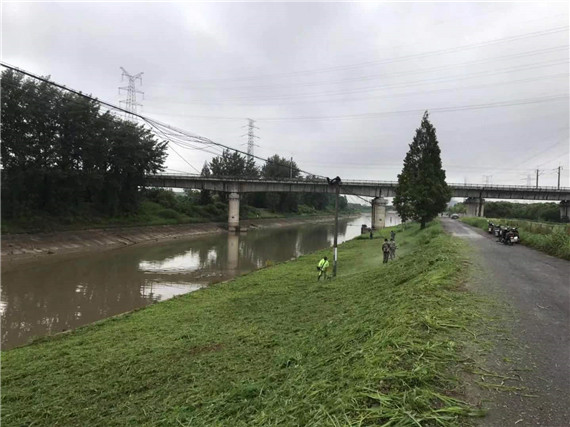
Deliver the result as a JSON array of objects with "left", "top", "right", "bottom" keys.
[
  {"left": 461, "top": 217, "right": 570, "bottom": 260},
  {"left": 2, "top": 222, "right": 487, "bottom": 426}
]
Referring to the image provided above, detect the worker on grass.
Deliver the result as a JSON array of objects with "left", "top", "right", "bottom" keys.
[
  {"left": 382, "top": 239, "right": 391, "bottom": 264},
  {"left": 317, "top": 256, "right": 330, "bottom": 281},
  {"left": 389, "top": 238, "right": 397, "bottom": 260}
]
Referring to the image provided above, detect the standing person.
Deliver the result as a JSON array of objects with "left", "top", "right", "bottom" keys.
[
  {"left": 317, "top": 256, "right": 330, "bottom": 281},
  {"left": 390, "top": 230, "right": 396, "bottom": 240},
  {"left": 389, "top": 238, "right": 397, "bottom": 260},
  {"left": 382, "top": 239, "right": 391, "bottom": 264}
]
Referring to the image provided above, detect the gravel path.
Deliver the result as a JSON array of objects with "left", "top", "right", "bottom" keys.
[{"left": 441, "top": 218, "right": 569, "bottom": 426}]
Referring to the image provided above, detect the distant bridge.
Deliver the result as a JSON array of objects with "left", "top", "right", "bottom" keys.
[{"left": 145, "top": 174, "right": 570, "bottom": 231}]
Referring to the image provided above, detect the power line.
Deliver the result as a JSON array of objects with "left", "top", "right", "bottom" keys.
[
  {"left": 148, "top": 72, "right": 569, "bottom": 108},
  {"left": 1, "top": 62, "right": 340, "bottom": 185},
  {"left": 251, "top": 94, "right": 568, "bottom": 122},
  {"left": 141, "top": 93, "right": 569, "bottom": 123},
  {"left": 180, "top": 25, "right": 569, "bottom": 84},
  {"left": 192, "top": 58, "right": 569, "bottom": 103},
  {"left": 157, "top": 44, "right": 568, "bottom": 93}
]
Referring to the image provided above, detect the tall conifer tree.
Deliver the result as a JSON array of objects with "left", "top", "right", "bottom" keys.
[{"left": 394, "top": 111, "right": 451, "bottom": 229}]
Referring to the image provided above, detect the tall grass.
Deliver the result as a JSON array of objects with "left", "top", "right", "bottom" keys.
[
  {"left": 2, "top": 222, "right": 488, "bottom": 426},
  {"left": 461, "top": 217, "right": 570, "bottom": 260}
]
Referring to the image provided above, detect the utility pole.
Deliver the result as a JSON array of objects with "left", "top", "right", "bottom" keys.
[
  {"left": 558, "top": 166, "right": 563, "bottom": 189},
  {"left": 241, "top": 118, "right": 259, "bottom": 161},
  {"left": 118, "top": 67, "right": 143, "bottom": 120},
  {"left": 536, "top": 168, "right": 539, "bottom": 188},
  {"left": 327, "top": 176, "right": 341, "bottom": 277},
  {"left": 290, "top": 157, "right": 293, "bottom": 179}
]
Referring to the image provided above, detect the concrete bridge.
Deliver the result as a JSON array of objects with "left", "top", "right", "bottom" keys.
[{"left": 145, "top": 174, "right": 570, "bottom": 231}]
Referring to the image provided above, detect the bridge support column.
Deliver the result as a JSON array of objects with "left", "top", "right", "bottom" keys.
[
  {"left": 560, "top": 200, "right": 570, "bottom": 222},
  {"left": 372, "top": 197, "right": 387, "bottom": 229},
  {"left": 464, "top": 197, "right": 485, "bottom": 217},
  {"left": 228, "top": 192, "right": 240, "bottom": 232}
]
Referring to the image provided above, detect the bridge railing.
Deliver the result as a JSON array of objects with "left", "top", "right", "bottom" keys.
[{"left": 147, "top": 174, "right": 569, "bottom": 191}]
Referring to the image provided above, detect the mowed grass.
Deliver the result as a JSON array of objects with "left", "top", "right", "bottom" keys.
[{"left": 2, "top": 222, "right": 486, "bottom": 426}]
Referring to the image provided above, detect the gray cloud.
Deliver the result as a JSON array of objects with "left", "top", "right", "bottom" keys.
[{"left": 3, "top": 2, "right": 569, "bottom": 191}]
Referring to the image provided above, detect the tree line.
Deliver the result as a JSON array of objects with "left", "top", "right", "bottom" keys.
[
  {"left": 449, "top": 201, "right": 564, "bottom": 223},
  {"left": 1, "top": 69, "right": 167, "bottom": 219},
  {"left": 200, "top": 150, "right": 348, "bottom": 214}
]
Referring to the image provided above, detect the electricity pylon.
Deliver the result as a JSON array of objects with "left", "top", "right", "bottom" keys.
[
  {"left": 241, "top": 118, "right": 259, "bottom": 160},
  {"left": 119, "top": 67, "right": 144, "bottom": 120}
]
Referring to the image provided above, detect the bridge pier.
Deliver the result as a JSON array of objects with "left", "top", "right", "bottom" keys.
[
  {"left": 228, "top": 192, "right": 240, "bottom": 232},
  {"left": 464, "top": 197, "right": 485, "bottom": 217},
  {"left": 560, "top": 200, "right": 570, "bottom": 222},
  {"left": 371, "top": 197, "right": 387, "bottom": 229}
]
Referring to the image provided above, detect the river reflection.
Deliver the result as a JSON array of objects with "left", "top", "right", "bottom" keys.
[{"left": 1, "top": 215, "right": 368, "bottom": 349}]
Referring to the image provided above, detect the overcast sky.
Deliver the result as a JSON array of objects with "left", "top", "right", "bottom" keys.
[{"left": 3, "top": 1, "right": 569, "bottom": 194}]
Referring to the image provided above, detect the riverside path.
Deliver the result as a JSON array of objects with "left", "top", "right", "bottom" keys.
[{"left": 441, "top": 218, "right": 569, "bottom": 426}]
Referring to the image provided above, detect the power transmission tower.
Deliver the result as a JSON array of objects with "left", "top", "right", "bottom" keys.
[
  {"left": 557, "top": 165, "right": 563, "bottom": 189},
  {"left": 482, "top": 175, "right": 492, "bottom": 185},
  {"left": 520, "top": 173, "right": 532, "bottom": 187},
  {"left": 241, "top": 118, "right": 259, "bottom": 160},
  {"left": 119, "top": 67, "right": 144, "bottom": 120}
]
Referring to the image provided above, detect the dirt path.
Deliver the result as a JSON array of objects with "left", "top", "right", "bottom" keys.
[{"left": 441, "top": 218, "right": 570, "bottom": 426}]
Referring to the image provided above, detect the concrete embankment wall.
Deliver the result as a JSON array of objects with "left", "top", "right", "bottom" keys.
[{"left": 1, "top": 215, "right": 347, "bottom": 263}]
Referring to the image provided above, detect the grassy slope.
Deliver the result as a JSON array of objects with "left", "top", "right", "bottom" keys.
[
  {"left": 2, "top": 222, "right": 487, "bottom": 426},
  {"left": 461, "top": 217, "right": 570, "bottom": 260},
  {"left": 1, "top": 201, "right": 358, "bottom": 234}
]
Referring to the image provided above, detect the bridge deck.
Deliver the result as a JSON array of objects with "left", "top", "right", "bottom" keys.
[{"left": 145, "top": 174, "right": 570, "bottom": 201}]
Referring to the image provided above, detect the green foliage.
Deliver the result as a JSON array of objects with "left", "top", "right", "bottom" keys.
[
  {"left": 394, "top": 111, "right": 452, "bottom": 228},
  {"left": 461, "top": 217, "right": 570, "bottom": 260},
  {"left": 0, "top": 69, "right": 167, "bottom": 219},
  {"left": 2, "top": 222, "right": 488, "bottom": 426},
  {"left": 259, "top": 154, "right": 301, "bottom": 212},
  {"left": 209, "top": 149, "right": 259, "bottom": 178},
  {"left": 261, "top": 154, "right": 299, "bottom": 179},
  {"left": 448, "top": 202, "right": 466, "bottom": 214},
  {"left": 484, "top": 201, "right": 562, "bottom": 223}
]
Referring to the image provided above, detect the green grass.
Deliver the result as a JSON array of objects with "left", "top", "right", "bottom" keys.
[
  {"left": 461, "top": 217, "right": 570, "bottom": 260},
  {"left": 2, "top": 222, "right": 488, "bottom": 426}
]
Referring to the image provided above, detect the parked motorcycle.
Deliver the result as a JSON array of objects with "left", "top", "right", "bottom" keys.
[
  {"left": 510, "top": 227, "right": 520, "bottom": 244},
  {"left": 487, "top": 222, "right": 494, "bottom": 234},
  {"left": 499, "top": 227, "right": 520, "bottom": 246},
  {"left": 494, "top": 225, "right": 503, "bottom": 239}
]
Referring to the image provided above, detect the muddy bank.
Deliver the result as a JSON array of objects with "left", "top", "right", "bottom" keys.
[{"left": 1, "top": 215, "right": 358, "bottom": 264}]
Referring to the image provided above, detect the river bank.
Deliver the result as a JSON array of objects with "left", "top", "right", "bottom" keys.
[
  {"left": 1, "top": 214, "right": 360, "bottom": 265},
  {"left": 2, "top": 222, "right": 493, "bottom": 426}
]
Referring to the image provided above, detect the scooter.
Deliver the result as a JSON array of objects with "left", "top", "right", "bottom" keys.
[
  {"left": 510, "top": 228, "right": 520, "bottom": 244},
  {"left": 494, "top": 225, "right": 503, "bottom": 239},
  {"left": 487, "top": 222, "right": 494, "bottom": 234}
]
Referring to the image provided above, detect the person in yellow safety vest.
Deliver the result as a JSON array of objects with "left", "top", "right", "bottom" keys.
[{"left": 317, "top": 256, "right": 330, "bottom": 281}]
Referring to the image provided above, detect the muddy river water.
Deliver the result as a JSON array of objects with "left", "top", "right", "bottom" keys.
[{"left": 1, "top": 214, "right": 371, "bottom": 350}]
